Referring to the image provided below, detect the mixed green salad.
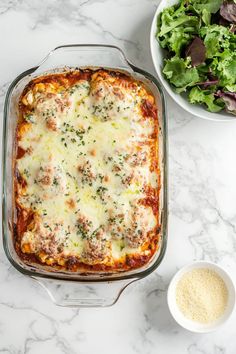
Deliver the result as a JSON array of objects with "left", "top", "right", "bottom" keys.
[{"left": 157, "top": 0, "right": 236, "bottom": 115}]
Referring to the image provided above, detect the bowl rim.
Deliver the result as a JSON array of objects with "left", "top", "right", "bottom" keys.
[
  {"left": 167, "top": 260, "right": 236, "bottom": 333},
  {"left": 150, "top": 0, "right": 236, "bottom": 122}
]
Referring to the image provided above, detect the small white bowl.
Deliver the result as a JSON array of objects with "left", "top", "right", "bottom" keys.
[
  {"left": 167, "top": 261, "right": 235, "bottom": 333},
  {"left": 150, "top": 0, "right": 235, "bottom": 121}
]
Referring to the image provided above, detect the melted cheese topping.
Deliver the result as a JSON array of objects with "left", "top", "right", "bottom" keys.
[{"left": 15, "top": 70, "right": 160, "bottom": 271}]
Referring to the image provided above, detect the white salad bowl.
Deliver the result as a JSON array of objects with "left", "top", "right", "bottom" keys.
[{"left": 150, "top": 0, "right": 235, "bottom": 121}]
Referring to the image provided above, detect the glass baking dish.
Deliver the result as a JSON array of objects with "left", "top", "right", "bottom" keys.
[{"left": 2, "top": 44, "right": 168, "bottom": 307}]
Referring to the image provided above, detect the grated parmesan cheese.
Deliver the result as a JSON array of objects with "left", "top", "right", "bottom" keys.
[{"left": 176, "top": 268, "right": 228, "bottom": 324}]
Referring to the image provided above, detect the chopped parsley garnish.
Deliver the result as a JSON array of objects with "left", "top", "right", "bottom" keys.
[
  {"left": 53, "top": 177, "right": 59, "bottom": 186},
  {"left": 96, "top": 186, "right": 108, "bottom": 202},
  {"left": 25, "top": 114, "right": 35, "bottom": 123},
  {"left": 23, "top": 169, "right": 30, "bottom": 178}
]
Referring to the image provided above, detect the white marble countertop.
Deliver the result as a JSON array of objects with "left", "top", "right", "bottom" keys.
[{"left": 1, "top": 0, "right": 236, "bottom": 353}]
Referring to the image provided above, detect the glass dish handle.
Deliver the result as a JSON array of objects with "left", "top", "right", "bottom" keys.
[
  {"left": 33, "top": 44, "right": 134, "bottom": 75},
  {"left": 32, "top": 277, "right": 136, "bottom": 307}
]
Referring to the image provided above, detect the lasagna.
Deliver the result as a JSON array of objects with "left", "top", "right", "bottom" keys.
[{"left": 15, "top": 69, "right": 160, "bottom": 272}]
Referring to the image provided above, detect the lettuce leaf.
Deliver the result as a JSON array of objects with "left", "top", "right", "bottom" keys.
[
  {"left": 163, "top": 57, "right": 200, "bottom": 92},
  {"left": 189, "top": 0, "right": 222, "bottom": 14},
  {"left": 217, "top": 53, "right": 236, "bottom": 85},
  {"left": 189, "top": 87, "right": 224, "bottom": 112},
  {"left": 200, "top": 25, "right": 231, "bottom": 57},
  {"left": 166, "top": 27, "right": 194, "bottom": 55},
  {"left": 202, "top": 9, "right": 211, "bottom": 25},
  {"left": 215, "top": 90, "right": 236, "bottom": 114},
  {"left": 226, "top": 83, "right": 236, "bottom": 91},
  {"left": 220, "top": 1, "right": 236, "bottom": 24},
  {"left": 185, "top": 37, "right": 206, "bottom": 66},
  {"left": 158, "top": 13, "right": 198, "bottom": 37}
]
